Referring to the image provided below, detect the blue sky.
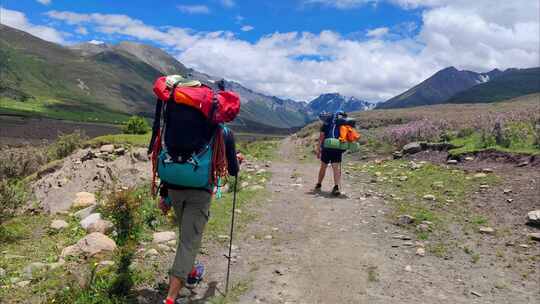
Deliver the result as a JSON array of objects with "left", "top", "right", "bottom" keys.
[{"left": 1, "top": 0, "right": 538, "bottom": 101}]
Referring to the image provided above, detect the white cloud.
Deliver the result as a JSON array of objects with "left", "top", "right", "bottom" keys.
[
  {"left": 26, "top": 1, "right": 540, "bottom": 102},
  {"left": 0, "top": 7, "right": 65, "bottom": 43},
  {"left": 36, "top": 0, "right": 52, "bottom": 5},
  {"left": 304, "top": 0, "right": 375, "bottom": 9},
  {"left": 220, "top": 0, "right": 235, "bottom": 8},
  {"left": 88, "top": 39, "right": 105, "bottom": 45},
  {"left": 366, "top": 27, "right": 389, "bottom": 38},
  {"left": 241, "top": 25, "right": 254, "bottom": 32},
  {"left": 177, "top": 5, "right": 210, "bottom": 14}
]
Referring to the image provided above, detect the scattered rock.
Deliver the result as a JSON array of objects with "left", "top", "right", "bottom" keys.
[
  {"left": 479, "top": 184, "right": 490, "bottom": 190},
  {"left": 528, "top": 233, "right": 540, "bottom": 241},
  {"left": 248, "top": 185, "right": 265, "bottom": 191},
  {"left": 392, "top": 235, "right": 412, "bottom": 240},
  {"left": 526, "top": 210, "right": 540, "bottom": 226},
  {"left": 503, "top": 189, "right": 512, "bottom": 194},
  {"left": 256, "top": 169, "right": 267, "bottom": 175},
  {"left": 397, "top": 214, "right": 415, "bottom": 226},
  {"left": 114, "top": 147, "right": 126, "bottom": 155},
  {"left": 0, "top": 267, "right": 5, "bottom": 278},
  {"left": 145, "top": 249, "right": 159, "bottom": 257},
  {"left": 72, "top": 192, "right": 96, "bottom": 208},
  {"left": 479, "top": 227, "right": 495, "bottom": 235},
  {"left": 156, "top": 244, "right": 171, "bottom": 252},
  {"left": 465, "top": 157, "right": 474, "bottom": 161},
  {"left": 61, "top": 245, "right": 82, "bottom": 258},
  {"left": 482, "top": 168, "right": 494, "bottom": 173},
  {"left": 100, "top": 144, "right": 115, "bottom": 153},
  {"left": 87, "top": 219, "right": 114, "bottom": 234},
  {"left": 423, "top": 194, "right": 436, "bottom": 201},
  {"left": 99, "top": 260, "right": 115, "bottom": 267},
  {"left": 153, "top": 231, "right": 176, "bottom": 244},
  {"left": 398, "top": 176, "right": 408, "bottom": 182},
  {"left": 404, "top": 265, "right": 412, "bottom": 272},
  {"left": 133, "top": 148, "right": 149, "bottom": 162},
  {"left": 517, "top": 161, "right": 529, "bottom": 167},
  {"left": 218, "top": 235, "right": 230, "bottom": 240},
  {"left": 402, "top": 142, "right": 422, "bottom": 154},
  {"left": 241, "top": 182, "right": 249, "bottom": 188},
  {"left": 96, "top": 163, "right": 106, "bottom": 168},
  {"left": 447, "top": 159, "right": 458, "bottom": 165},
  {"left": 167, "top": 239, "right": 177, "bottom": 247},
  {"left": 77, "top": 232, "right": 117, "bottom": 256},
  {"left": 471, "top": 291, "right": 483, "bottom": 297},
  {"left": 393, "top": 151, "right": 403, "bottom": 159},
  {"left": 16, "top": 280, "right": 31, "bottom": 288},
  {"left": 49, "top": 260, "right": 65, "bottom": 270},
  {"left": 416, "top": 247, "right": 426, "bottom": 257},
  {"left": 80, "top": 213, "right": 102, "bottom": 230},
  {"left": 264, "top": 235, "right": 273, "bottom": 240},
  {"left": 432, "top": 181, "right": 444, "bottom": 189},
  {"left": 416, "top": 223, "right": 430, "bottom": 232},
  {"left": 507, "top": 199, "right": 514, "bottom": 203},
  {"left": 473, "top": 173, "right": 487, "bottom": 179},
  {"left": 50, "top": 220, "right": 69, "bottom": 230},
  {"left": 74, "top": 204, "right": 97, "bottom": 220},
  {"left": 22, "top": 262, "right": 47, "bottom": 280}
]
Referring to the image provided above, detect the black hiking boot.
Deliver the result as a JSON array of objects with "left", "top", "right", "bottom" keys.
[
  {"left": 314, "top": 183, "right": 322, "bottom": 192},
  {"left": 331, "top": 185, "right": 340, "bottom": 197}
]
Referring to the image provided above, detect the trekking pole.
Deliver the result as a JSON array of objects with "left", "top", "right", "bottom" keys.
[{"left": 225, "top": 174, "right": 239, "bottom": 294}]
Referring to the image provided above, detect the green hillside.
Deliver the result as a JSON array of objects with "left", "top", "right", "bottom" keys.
[{"left": 446, "top": 68, "right": 540, "bottom": 103}]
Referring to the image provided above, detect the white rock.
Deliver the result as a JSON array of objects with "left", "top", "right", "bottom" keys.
[
  {"left": 167, "top": 239, "right": 177, "bottom": 247},
  {"left": 264, "top": 235, "right": 273, "bottom": 240},
  {"left": 479, "top": 227, "right": 495, "bottom": 234},
  {"left": 447, "top": 160, "right": 458, "bottom": 165},
  {"left": 474, "top": 173, "right": 487, "bottom": 179},
  {"left": 423, "top": 194, "right": 436, "bottom": 201},
  {"left": 416, "top": 247, "right": 426, "bottom": 257},
  {"left": 405, "top": 265, "right": 413, "bottom": 272},
  {"left": 87, "top": 219, "right": 114, "bottom": 234},
  {"left": 80, "top": 213, "right": 102, "bottom": 230},
  {"left": 50, "top": 220, "right": 69, "bottom": 230},
  {"left": 526, "top": 210, "right": 540, "bottom": 226},
  {"left": 100, "top": 144, "right": 115, "bottom": 153},
  {"left": 153, "top": 231, "right": 176, "bottom": 244},
  {"left": 16, "top": 280, "right": 31, "bottom": 288},
  {"left": 73, "top": 192, "right": 97, "bottom": 209},
  {"left": 74, "top": 205, "right": 97, "bottom": 220},
  {"left": 0, "top": 267, "right": 5, "bottom": 278},
  {"left": 77, "top": 232, "right": 117, "bottom": 256}
]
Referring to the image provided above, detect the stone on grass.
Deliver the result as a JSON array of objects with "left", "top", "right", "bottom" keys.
[
  {"left": 87, "top": 219, "right": 114, "bottom": 234},
  {"left": 61, "top": 245, "right": 82, "bottom": 258},
  {"left": 72, "top": 192, "right": 96, "bottom": 208},
  {"left": 22, "top": 262, "right": 47, "bottom": 280},
  {"left": 248, "top": 185, "right": 265, "bottom": 191},
  {"left": 416, "top": 247, "right": 426, "bottom": 257},
  {"left": 479, "top": 227, "right": 495, "bottom": 235},
  {"left": 74, "top": 204, "right": 97, "bottom": 220},
  {"left": 447, "top": 160, "right": 458, "bottom": 165},
  {"left": 474, "top": 173, "right": 487, "bottom": 179},
  {"left": 397, "top": 214, "right": 415, "bottom": 226},
  {"left": 423, "top": 194, "right": 436, "bottom": 201},
  {"left": 465, "top": 157, "right": 474, "bottom": 161},
  {"left": 432, "top": 181, "right": 444, "bottom": 189},
  {"left": 80, "top": 213, "right": 102, "bottom": 230},
  {"left": 153, "top": 231, "right": 176, "bottom": 244},
  {"left": 526, "top": 210, "right": 540, "bottom": 226},
  {"left": 16, "top": 281, "right": 31, "bottom": 288},
  {"left": 402, "top": 142, "right": 422, "bottom": 154},
  {"left": 77, "top": 232, "right": 117, "bottom": 256},
  {"left": 0, "top": 267, "right": 5, "bottom": 278},
  {"left": 50, "top": 220, "right": 69, "bottom": 230},
  {"left": 100, "top": 144, "right": 115, "bottom": 153},
  {"left": 527, "top": 233, "right": 540, "bottom": 241}
]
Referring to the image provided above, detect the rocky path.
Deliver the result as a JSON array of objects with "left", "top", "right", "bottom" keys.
[{"left": 209, "top": 138, "right": 539, "bottom": 304}]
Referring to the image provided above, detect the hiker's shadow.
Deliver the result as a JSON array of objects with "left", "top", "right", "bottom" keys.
[
  {"left": 305, "top": 190, "right": 349, "bottom": 199},
  {"left": 135, "top": 281, "right": 219, "bottom": 303},
  {"left": 188, "top": 281, "right": 220, "bottom": 303}
]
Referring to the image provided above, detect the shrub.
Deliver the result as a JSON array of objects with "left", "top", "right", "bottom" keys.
[
  {"left": 122, "top": 116, "right": 150, "bottom": 135},
  {"left": 0, "top": 147, "right": 48, "bottom": 180},
  {"left": 0, "top": 180, "right": 28, "bottom": 226},
  {"left": 48, "top": 131, "right": 85, "bottom": 160}
]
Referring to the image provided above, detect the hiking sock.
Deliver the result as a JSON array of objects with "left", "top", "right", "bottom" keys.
[{"left": 164, "top": 298, "right": 175, "bottom": 304}]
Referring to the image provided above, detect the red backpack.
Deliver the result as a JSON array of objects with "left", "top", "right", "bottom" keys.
[{"left": 153, "top": 76, "right": 240, "bottom": 123}]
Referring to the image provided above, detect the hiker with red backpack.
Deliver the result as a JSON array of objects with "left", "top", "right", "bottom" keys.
[
  {"left": 148, "top": 75, "right": 241, "bottom": 304},
  {"left": 315, "top": 111, "right": 360, "bottom": 196}
]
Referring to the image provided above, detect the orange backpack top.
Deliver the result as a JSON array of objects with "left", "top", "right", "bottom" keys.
[{"left": 339, "top": 125, "right": 360, "bottom": 142}]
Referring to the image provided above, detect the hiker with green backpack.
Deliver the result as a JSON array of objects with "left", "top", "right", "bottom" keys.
[
  {"left": 148, "top": 75, "right": 241, "bottom": 304},
  {"left": 315, "top": 111, "right": 360, "bottom": 196}
]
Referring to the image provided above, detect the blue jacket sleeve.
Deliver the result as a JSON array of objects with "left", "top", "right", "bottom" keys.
[{"left": 224, "top": 129, "right": 239, "bottom": 176}]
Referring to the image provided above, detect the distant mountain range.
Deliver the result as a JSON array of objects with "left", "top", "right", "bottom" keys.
[
  {"left": 0, "top": 24, "right": 311, "bottom": 131},
  {"left": 308, "top": 93, "right": 375, "bottom": 114},
  {"left": 377, "top": 66, "right": 540, "bottom": 109}
]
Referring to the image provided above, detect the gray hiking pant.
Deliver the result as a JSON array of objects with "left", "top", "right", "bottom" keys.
[{"left": 168, "top": 189, "right": 212, "bottom": 282}]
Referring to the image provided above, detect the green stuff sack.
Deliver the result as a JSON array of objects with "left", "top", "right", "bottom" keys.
[
  {"left": 323, "top": 138, "right": 343, "bottom": 150},
  {"left": 348, "top": 142, "right": 360, "bottom": 153}
]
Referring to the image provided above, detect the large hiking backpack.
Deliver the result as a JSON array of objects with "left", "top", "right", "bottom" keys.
[
  {"left": 151, "top": 76, "right": 240, "bottom": 194},
  {"left": 321, "top": 111, "right": 359, "bottom": 151},
  {"left": 153, "top": 76, "right": 240, "bottom": 123}
]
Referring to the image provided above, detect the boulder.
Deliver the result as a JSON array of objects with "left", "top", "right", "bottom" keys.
[
  {"left": 77, "top": 232, "right": 117, "bottom": 256},
  {"left": 61, "top": 245, "right": 82, "bottom": 258},
  {"left": 74, "top": 205, "right": 97, "bottom": 220},
  {"left": 87, "top": 219, "right": 114, "bottom": 234},
  {"left": 526, "top": 210, "right": 540, "bottom": 226},
  {"left": 133, "top": 148, "right": 149, "bottom": 162},
  {"left": 402, "top": 142, "right": 422, "bottom": 154},
  {"left": 72, "top": 192, "right": 96, "bottom": 209},
  {"left": 100, "top": 144, "right": 115, "bottom": 153},
  {"left": 153, "top": 231, "right": 176, "bottom": 244},
  {"left": 50, "top": 220, "right": 69, "bottom": 230},
  {"left": 22, "top": 262, "right": 47, "bottom": 280},
  {"left": 80, "top": 213, "right": 102, "bottom": 230}
]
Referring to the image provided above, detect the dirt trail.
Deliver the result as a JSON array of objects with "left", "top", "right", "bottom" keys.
[{"left": 215, "top": 138, "right": 538, "bottom": 304}]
